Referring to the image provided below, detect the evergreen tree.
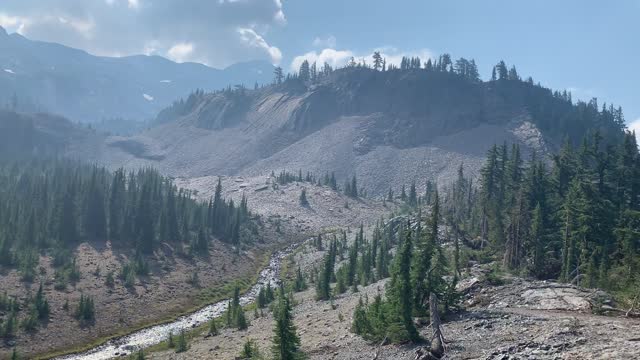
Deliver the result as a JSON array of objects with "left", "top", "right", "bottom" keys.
[
  {"left": 412, "top": 191, "right": 439, "bottom": 313},
  {"left": 388, "top": 226, "right": 418, "bottom": 341},
  {"left": 408, "top": 181, "right": 418, "bottom": 207},
  {"left": 271, "top": 289, "right": 302, "bottom": 360},
  {"left": 495, "top": 60, "right": 508, "bottom": 80},
  {"left": 175, "top": 330, "right": 188, "bottom": 353},
  {"left": 274, "top": 67, "right": 284, "bottom": 84},
  {"left": 299, "top": 60, "right": 311, "bottom": 82},
  {"left": 209, "top": 318, "right": 218, "bottom": 335},
  {"left": 294, "top": 267, "right": 307, "bottom": 292},
  {"left": 372, "top": 52, "right": 383, "bottom": 71},
  {"left": 299, "top": 189, "right": 309, "bottom": 206}
]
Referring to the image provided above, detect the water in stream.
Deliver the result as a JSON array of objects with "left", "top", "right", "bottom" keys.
[{"left": 55, "top": 242, "right": 301, "bottom": 360}]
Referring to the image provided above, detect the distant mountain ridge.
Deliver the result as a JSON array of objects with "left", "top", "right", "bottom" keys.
[
  {"left": 88, "top": 65, "right": 625, "bottom": 195},
  {"left": 0, "top": 26, "right": 275, "bottom": 123},
  {"left": 0, "top": 58, "right": 626, "bottom": 196}
]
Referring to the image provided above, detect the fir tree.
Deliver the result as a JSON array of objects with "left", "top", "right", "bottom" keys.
[
  {"left": 388, "top": 226, "right": 419, "bottom": 341},
  {"left": 271, "top": 289, "right": 302, "bottom": 360}
]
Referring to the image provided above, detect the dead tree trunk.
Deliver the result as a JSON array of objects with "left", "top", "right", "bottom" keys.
[
  {"left": 429, "top": 292, "right": 445, "bottom": 358},
  {"left": 415, "top": 293, "right": 447, "bottom": 360}
]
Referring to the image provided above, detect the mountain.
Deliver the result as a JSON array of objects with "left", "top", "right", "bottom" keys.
[
  {"left": 93, "top": 65, "right": 625, "bottom": 195},
  {"left": 0, "top": 26, "right": 275, "bottom": 123},
  {"left": 0, "top": 109, "right": 100, "bottom": 161},
  {"left": 1, "top": 62, "right": 623, "bottom": 196}
]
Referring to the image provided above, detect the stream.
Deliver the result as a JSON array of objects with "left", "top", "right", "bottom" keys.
[{"left": 55, "top": 241, "right": 302, "bottom": 360}]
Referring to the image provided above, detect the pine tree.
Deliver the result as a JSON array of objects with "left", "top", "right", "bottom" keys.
[
  {"left": 496, "top": 60, "right": 508, "bottom": 80},
  {"left": 271, "top": 289, "right": 302, "bottom": 360},
  {"left": 316, "top": 250, "right": 334, "bottom": 300},
  {"left": 351, "top": 296, "right": 371, "bottom": 335},
  {"left": 209, "top": 318, "right": 218, "bottom": 335},
  {"left": 274, "top": 67, "right": 284, "bottom": 84},
  {"left": 299, "top": 60, "right": 311, "bottom": 82},
  {"left": 528, "top": 203, "right": 545, "bottom": 277},
  {"left": 412, "top": 192, "right": 439, "bottom": 313},
  {"left": 408, "top": 181, "right": 418, "bottom": 207},
  {"left": 175, "top": 330, "right": 188, "bottom": 353},
  {"left": 84, "top": 170, "right": 107, "bottom": 240},
  {"left": 299, "top": 189, "right": 309, "bottom": 206},
  {"left": 372, "top": 52, "right": 383, "bottom": 71},
  {"left": 388, "top": 226, "right": 418, "bottom": 342},
  {"left": 294, "top": 267, "right": 307, "bottom": 292}
]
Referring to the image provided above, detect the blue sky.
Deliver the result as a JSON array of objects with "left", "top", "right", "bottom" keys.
[
  {"left": 1, "top": 0, "right": 638, "bottom": 129},
  {"left": 273, "top": 0, "right": 640, "bottom": 129}
]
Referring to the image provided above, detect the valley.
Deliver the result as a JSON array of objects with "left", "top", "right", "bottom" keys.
[{"left": 0, "top": 11, "right": 638, "bottom": 360}]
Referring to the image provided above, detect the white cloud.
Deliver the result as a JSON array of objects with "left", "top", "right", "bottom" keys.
[
  {"left": 629, "top": 118, "right": 640, "bottom": 143},
  {"left": 290, "top": 47, "right": 434, "bottom": 72},
  {"left": 0, "top": 12, "right": 28, "bottom": 31},
  {"left": 0, "top": 0, "right": 285, "bottom": 68},
  {"left": 167, "top": 42, "right": 194, "bottom": 63},
  {"left": 127, "top": 0, "right": 139, "bottom": 9},
  {"left": 290, "top": 48, "right": 354, "bottom": 71},
  {"left": 4, "top": 69, "right": 15, "bottom": 74},
  {"left": 59, "top": 16, "right": 95, "bottom": 39},
  {"left": 312, "top": 35, "right": 336, "bottom": 48},
  {"left": 237, "top": 27, "right": 282, "bottom": 64},
  {"left": 372, "top": 47, "right": 434, "bottom": 68},
  {"left": 142, "top": 93, "right": 154, "bottom": 101}
]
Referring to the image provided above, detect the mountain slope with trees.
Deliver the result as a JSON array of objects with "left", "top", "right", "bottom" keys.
[
  {"left": 96, "top": 54, "right": 627, "bottom": 196},
  {"left": 0, "top": 159, "right": 272, "bottom": 358}
]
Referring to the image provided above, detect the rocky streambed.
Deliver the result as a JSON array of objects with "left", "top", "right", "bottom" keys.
[{"left": 54, "top": 242, "right": 303, "bottom": 360}]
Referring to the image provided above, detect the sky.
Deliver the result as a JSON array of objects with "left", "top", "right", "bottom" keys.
[{"left": 0, "top": 0, "right": 638, "bottom": 132}]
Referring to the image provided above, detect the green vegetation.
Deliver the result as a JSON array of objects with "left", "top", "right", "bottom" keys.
[
  {"left": 239, "top": 339, "right": 264, "bottom": 359},
  {"left": 298, "top": 189, "right": 308, "bottom": 206},
  {"left": 257, "top": 282, "right": 276, "bottom": 309},
  {"left": 443, "top": 132, "right": 639, "bottom": 294},
  {"left": 0, "top": 161, "right": 255, "bottom": 280},
  {"left": 226, "top": 285, "right": 249, "bottom": 330},
  {"left": 128, "top": 350, "right": 145, "bottom": 360},
  {"left": 175, "top": 330, "right": 188, "bottom": 353},
  {"left": 350, "top": 195, "right": 458, "bottom": 344},
  {"left": 208, "top": 317, "right": 218, "bottom": 335},
  {"left": 271, "top": 285, "right": 304, "bottom": 360},
  {"left": 292, "top": 267, "right": 307, "bottom": 292},
  {"left": 75, "top": 294, "right": 95, "bottom": 322}
]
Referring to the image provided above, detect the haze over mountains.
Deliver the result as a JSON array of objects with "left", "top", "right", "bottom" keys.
[
  {"left": 0, "top": 26, "right": 275, "bottom": 124},
  {"left": 1, "top": 52, "right": 626, "bottom": 197}
]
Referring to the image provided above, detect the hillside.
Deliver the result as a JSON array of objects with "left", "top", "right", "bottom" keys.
[
  {"left": 0, "top": 26, "right": 274, "bottom": 123},
  {"left": 0, "top": 159, "right": 393, "bottom": 359},
  {"left": 94, "top": 64, "right": 625, "bottom": 195},
  {"left": 0, "top": 110, "right": 102, "bottom": 161}
]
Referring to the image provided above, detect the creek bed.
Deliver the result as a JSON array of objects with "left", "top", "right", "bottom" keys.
[{"left": 55, "top": 241, "right": 303, "bottom": 360}]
